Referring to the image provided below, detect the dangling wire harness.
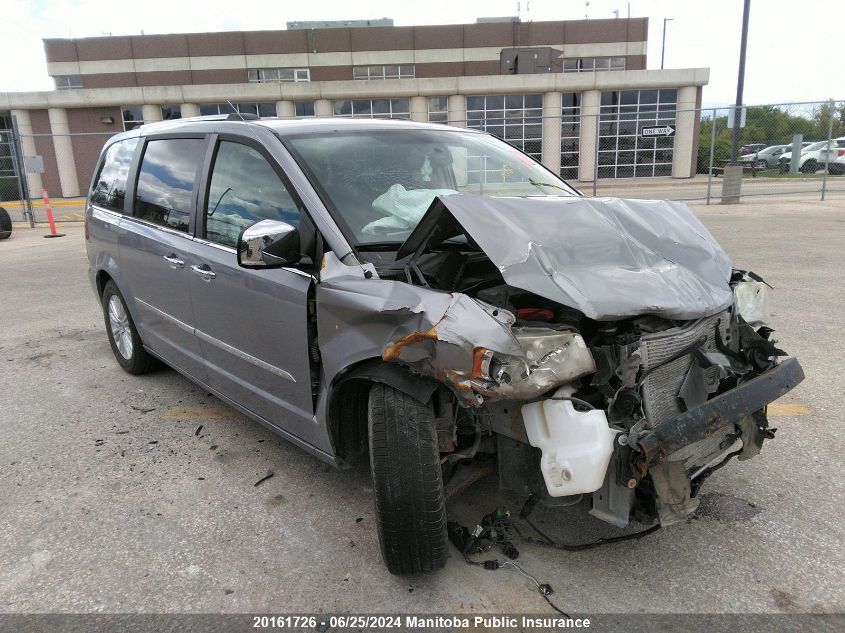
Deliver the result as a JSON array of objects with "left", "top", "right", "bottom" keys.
[{"left": 449, "top": 497, "right": 662, "bottom": 616}]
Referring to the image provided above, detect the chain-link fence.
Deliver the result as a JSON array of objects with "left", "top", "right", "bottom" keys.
[{"left": 3, "top": 98, "right": 843, "bottom": 224}]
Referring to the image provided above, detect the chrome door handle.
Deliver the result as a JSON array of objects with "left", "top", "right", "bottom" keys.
[
  {"left": 163, "top": 254, "right": 184, "bottom": 268},
  {"left": 191, "top": 264, "right": 216, "bottom": 281}
]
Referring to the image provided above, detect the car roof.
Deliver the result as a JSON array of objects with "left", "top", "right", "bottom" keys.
[{"left": 109, "top": 116, "right": 483, "bottom": 143}]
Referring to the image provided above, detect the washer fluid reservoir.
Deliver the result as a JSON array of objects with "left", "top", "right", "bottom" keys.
[{"left": 521, "top": 386, "right": 615, "bottom": 496}]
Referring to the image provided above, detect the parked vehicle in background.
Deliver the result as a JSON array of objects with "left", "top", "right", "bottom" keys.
[
  {"left": 778, "top": 141, "right": 828, "bottom": 173},
  {"left": 741, "top": 144, "right": 790, "bottom": 169},
  {"left": 0, "top": 207, "right": 12, "bottom": 240},
  {"left": 85, "top": 116, "right": 804, "bottom": 575},
  {"left": 824, "top": 153, "right": 845, "bottom": 175},
  {"left": 740, "top": 143, "right": 766, "bottom": 155},
  {"left": 819, "top": 137, "right": 845, "bottom": 174}
]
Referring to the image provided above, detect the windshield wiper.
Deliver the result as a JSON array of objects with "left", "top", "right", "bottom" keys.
[{"left": 528, "top": 177, "right": 569, "bottom": 192}]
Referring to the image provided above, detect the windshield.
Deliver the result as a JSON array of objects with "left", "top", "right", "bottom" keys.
[
  {"left": 285, "top": 128, "right": 578, "bottom": 246},
  {"left": 803, "top": 142, "right": 826, "bottom": 152}
]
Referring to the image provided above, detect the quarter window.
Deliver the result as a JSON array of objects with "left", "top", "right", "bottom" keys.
[
  {"left": 90, "top": 138, "right": 138, "bottom": 212},
  {"left": 134, "top": 138, "right": 206, "bottom": 233},
  {"left": 204, "top": 142, "right": 300, "bottom": 248}
]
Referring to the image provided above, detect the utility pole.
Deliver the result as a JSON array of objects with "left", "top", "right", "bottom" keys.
[
  {"left": 731, "top": 0, "right": 751, "bottom": 163},
  {"left": 660, "top": 18, "right": 673, "bottom": 69}
]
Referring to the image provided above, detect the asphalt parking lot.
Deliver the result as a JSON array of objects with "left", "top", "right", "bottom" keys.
[{"left": 0, "top": 198, "right": 843, "bottom": 617}]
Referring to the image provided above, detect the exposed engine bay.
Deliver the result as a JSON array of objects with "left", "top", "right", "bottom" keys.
[{"left": 317, "top": 194, "right": 804, "bottom": 530}]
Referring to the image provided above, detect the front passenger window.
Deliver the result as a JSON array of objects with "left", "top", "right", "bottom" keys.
[{"left": 205, "top": 142, "right": 300, "bottom": 248}]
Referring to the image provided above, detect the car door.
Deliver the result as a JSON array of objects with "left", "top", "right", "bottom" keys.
[
  {"left": 118, "top": 135, "right": 208, "bottom": 382},
  {"left": 187, "top": 135, "right": 318, "bottom": 444}
]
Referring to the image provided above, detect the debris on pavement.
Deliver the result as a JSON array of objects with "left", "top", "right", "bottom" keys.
[{"left": 254, "top": 470, "right": 274, "bottom": 487}]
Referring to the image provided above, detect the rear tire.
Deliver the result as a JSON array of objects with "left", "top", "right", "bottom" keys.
[
  {"left": 101, "top": 280, "right": 159, "bottom": 375},
  {"left": 368, "top": 383, "right": 447, "bottom": 575},
  {"left": 0, "top": 207, "right": 11, "bottom": 240}
]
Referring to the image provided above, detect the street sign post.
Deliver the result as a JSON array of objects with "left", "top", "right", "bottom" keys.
[{"left": 640, "top": 125, "right": 675, "bottom": 138}]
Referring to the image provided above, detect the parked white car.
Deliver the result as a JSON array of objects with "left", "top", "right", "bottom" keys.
[
  {"left": 818, "top": 137, "right": 845, "bottom": 175},
  {"left": 778, "top": 141, "right": 829, "bottom": 173},
  {"left": 823, "top": 153, "right": 845, "bottom": 175}
]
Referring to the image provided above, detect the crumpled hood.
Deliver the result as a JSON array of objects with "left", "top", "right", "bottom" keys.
[{"left": 414, "top": 194, "right": 734, "bottom": 321}]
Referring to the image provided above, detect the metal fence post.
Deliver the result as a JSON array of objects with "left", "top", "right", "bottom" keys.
[
  {"left": 9, "top": 116, "right": 34, "bottom": 227},
  {"left": 821, "top": 99, "right": 835, "bottom": 201},
  {"left": 705, "top": 107, "right": 718, "bottom": 205},
  {"left": 592, "top": 111, "right": 600, "bottom": 197}
]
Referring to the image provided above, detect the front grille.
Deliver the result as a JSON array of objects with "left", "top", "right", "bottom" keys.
[{"left": 638, "top": 311, "right": 731, "bottom": 427}]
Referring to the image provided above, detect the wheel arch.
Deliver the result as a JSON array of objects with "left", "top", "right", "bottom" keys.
[
  {"left": 95, "top": 269, "right": 114, "bottom": 297},
  {"left": 326, "top": 358, "right": 440, "bottom": 465}
]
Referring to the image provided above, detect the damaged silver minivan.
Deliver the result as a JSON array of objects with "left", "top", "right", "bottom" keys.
[{"left": 86, "top": 116, "right": 804, "bottom": 574}]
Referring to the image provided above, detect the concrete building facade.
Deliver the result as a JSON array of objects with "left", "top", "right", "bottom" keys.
[{"left": 0, "top": 17, "right": 708, "bottom": 198}]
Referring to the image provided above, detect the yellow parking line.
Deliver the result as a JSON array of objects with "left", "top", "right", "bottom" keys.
[
  {"left": 2, "top": 198, "right": 86, "bottom": 208},
  {"left": 768, "top": 403, "right": 811, "bottom": 416}
]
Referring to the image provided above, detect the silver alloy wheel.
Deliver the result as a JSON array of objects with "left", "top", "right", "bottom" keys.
[{"left": 108, "top": 294, "right": 134, "bottom": 360}]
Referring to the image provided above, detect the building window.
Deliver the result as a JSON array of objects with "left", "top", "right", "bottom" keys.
[
  {"left": 294, "top": 101, "right": 315, "bottom": 117},
  {"left": 352, "top": 65, "right": 415, "bottom": 80},
  {"left": 466, "top": 94, "right": 543, "bottom": 161},
  {"left": 598, "top": 89, "right": 677, "bottom": 178},
  {"left": 247, "top": 68, "right": 310, "bottom": 83},
  {"left": 54, "top": 75, "right": 82, "bottom": 90},
  {"left": 199, "top": 103, "right": 278, "bottom": 117},
  {"left": 121, "top": 106, "right": 145, "bottom": 131},
  {"left": 560, "top": 93, "right": 581, "bottom": 180},
  {"left": 563, "top": 57, "right": 625, "bottom": 73},
  {"left": 428, "top": 97, "right": 448, "bottom": 123},
  {"left": 161, "top": 105, "right": 182, "bottom": 120},
  {"left": 332, "top": 98, "right": 411, "bottom": 119}
]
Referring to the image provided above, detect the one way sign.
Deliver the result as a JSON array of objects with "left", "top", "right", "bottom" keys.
[{"left": 641, "top": 125, "right": 675, "bottom": 138}]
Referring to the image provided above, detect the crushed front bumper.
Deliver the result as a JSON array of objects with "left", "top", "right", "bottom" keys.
[{"left": 631, "top": 357, "right": 805, "bottom": 475}]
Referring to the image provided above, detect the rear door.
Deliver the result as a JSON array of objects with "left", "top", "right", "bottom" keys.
[
  {"left": 187, "top": 135, "right": 318, "bottom": 444},
  {"left": 118, "top": 135, "right": 208, "bottom": 381}
]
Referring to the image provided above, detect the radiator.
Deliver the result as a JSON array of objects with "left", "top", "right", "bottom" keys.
[{"left": 638, "top": 311, "right": 731, "bottom": 428}]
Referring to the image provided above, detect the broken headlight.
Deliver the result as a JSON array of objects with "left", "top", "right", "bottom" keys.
[{"left": 474, "top": 328, "right": 596, "bottom": 400}]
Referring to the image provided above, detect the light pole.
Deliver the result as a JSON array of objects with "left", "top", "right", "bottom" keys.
[
  {"left": 731, "top": 0, "right": 752, "bottom": 163},
  {"left": 660, "top": 18, "right": 673, "bottom": 69}
]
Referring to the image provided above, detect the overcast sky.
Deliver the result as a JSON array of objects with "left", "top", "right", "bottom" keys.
[{"left": 2, "top": 0, "right": 842, "bottom": 106}]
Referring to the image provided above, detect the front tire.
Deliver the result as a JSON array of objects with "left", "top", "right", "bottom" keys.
[
  {"left": 101, "top": 280, "right": 159, "bottom": 375},
  {"left": 800, "top": 159, "right": 818, "bottom": 174},
  {"left": 368, "top": 383, "right": 447, "bottom": 575}
]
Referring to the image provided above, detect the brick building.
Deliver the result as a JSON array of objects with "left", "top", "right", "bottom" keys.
[{"left": 0, "top": 16, "right": 708, "bottom": 199}]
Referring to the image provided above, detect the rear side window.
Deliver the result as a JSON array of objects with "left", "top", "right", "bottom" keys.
[
  {"left": 90, "top": 138, "right": 138, "bottom": 212},
  {"left": 135, "top": 138, "right": 206, "bottom": 233},
  {"left": 204, "top": 141, "right": 301, "bottom": 248}
]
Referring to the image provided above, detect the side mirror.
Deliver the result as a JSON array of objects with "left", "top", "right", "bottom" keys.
[{"left": 237, "top": 219, "right": 300, "bottom": 269}]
